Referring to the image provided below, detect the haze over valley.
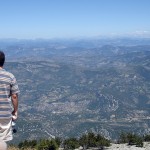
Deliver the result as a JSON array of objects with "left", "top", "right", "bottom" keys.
[{"left": 1, "top": 38, "right": 150, "bottom": 143}]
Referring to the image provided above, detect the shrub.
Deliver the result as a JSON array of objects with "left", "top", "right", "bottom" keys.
[
  {"left": 63, "top": 138, "right": 80, "bottom": 150},
  {"left": 118, "top": 132, "right": 128, "bottom": 143},
  {"left": 18, "top": 140, "right": 37, "bottom": 149},
  {"left": 118, "top": 132, "right": 143, "bottom": 147},
  {"left": 144, "top": 134, "right": 150, "bottom": 142},
  {"left": 87, "top": 132, "right": 97, "bottom": 147},
  {"left": 79, "top": 134, "right": 88, "bottom": 149},
  {"left": 54, "top": 137, "right": 62, "bottom": 147},
  {"left": 36, "top": 139, "right": 58, "bottom": 150},
  {"left": 79, "top": 132, "right": 110, "bottom": 149},
  {"left": 96, "top": 134, "right": 110, "bottom": 148}
]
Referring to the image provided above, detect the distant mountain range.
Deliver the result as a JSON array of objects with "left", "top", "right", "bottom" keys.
[{"left": 1, "top": 38, "right": 150, "bottom": 144}]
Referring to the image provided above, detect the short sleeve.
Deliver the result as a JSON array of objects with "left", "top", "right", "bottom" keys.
[{"left": 10, "top": 76, "right": 20, "bottom": 95}]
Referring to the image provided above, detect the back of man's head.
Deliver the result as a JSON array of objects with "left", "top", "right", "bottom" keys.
[
  {"left": 0, "top": 51, "right": 5, "bottom": 67},
  {"left": 0, "top": 140, "right": 7, "bottom": 150}
]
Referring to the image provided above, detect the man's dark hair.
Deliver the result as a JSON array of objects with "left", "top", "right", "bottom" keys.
[{"left": 0, "top": 51, "right": 5, "bottom": 67}]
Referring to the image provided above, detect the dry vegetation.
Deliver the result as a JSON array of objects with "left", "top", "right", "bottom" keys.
[{"left": 8, "top": 147, "right": 35, "bottom": 150}]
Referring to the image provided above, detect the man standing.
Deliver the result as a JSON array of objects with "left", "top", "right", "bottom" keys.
[{"left": 0, "top": 51, "right": 20, "bottom": 149}]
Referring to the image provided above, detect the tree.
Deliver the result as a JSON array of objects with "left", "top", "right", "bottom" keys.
[
  {"left": 63, "top": 138, "right": 80, "bottom": 150},
  {"left": 55, "top": 137, "right": 62, "bottom": 147},
  {"left": 79, "top": 132, "right": 110, "bottom": 149},
  {"left": 18, "top": 139, "right": 37, "bottom": 149},
  {"left": 87, "top": 132, "right": 97, "bottom": 147},
  {"left": 144, "top": 134, "right": 150, "bottom": 142},
  {"left": 79, "top": 134, "right": 88, "bottom": 149},
  {"left": 96, "top": 134, "right": 110, "bottom": 149},
  {"left": 118, "top": 132, "right": 128, "bottom": 143},
  {"left": 36, "top": 139, "right": 58, "bottom": 150},
  {"left": 118, "top": 132, "right": 143, "bottom": 147}
]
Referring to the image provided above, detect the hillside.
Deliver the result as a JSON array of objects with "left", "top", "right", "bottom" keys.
[{"left": 1, "top": 38, "right": 150, "bottom": 144}]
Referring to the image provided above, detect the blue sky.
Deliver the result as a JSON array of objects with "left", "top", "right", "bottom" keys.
[{"left": 0, "top": 0, "right": 150, "bottom": 39}]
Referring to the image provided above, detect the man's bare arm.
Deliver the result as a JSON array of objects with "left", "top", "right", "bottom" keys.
[{"left": 11, "top": 94, "right": 18, "bottom": 120}]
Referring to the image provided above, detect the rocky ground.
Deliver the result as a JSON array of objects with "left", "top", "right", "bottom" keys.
[{"left": 105, "top": 142, "right": 150, "bottom": 150}]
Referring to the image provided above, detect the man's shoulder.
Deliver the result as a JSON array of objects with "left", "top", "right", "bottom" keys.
[{"left": 1, "top": 69, "right": 15, "bottom": 79}]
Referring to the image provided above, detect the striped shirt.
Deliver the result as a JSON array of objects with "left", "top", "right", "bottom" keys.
[
  {"left": 0, "top": 68, "right": 19, "bottom": 119},
  {"left": 0, "top": 68, "right": 20, "bottom": 141}
]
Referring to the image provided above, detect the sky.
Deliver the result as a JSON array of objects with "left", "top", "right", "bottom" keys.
[{"left": 0, "top": 0, "right": 150, "bottom": 39}]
